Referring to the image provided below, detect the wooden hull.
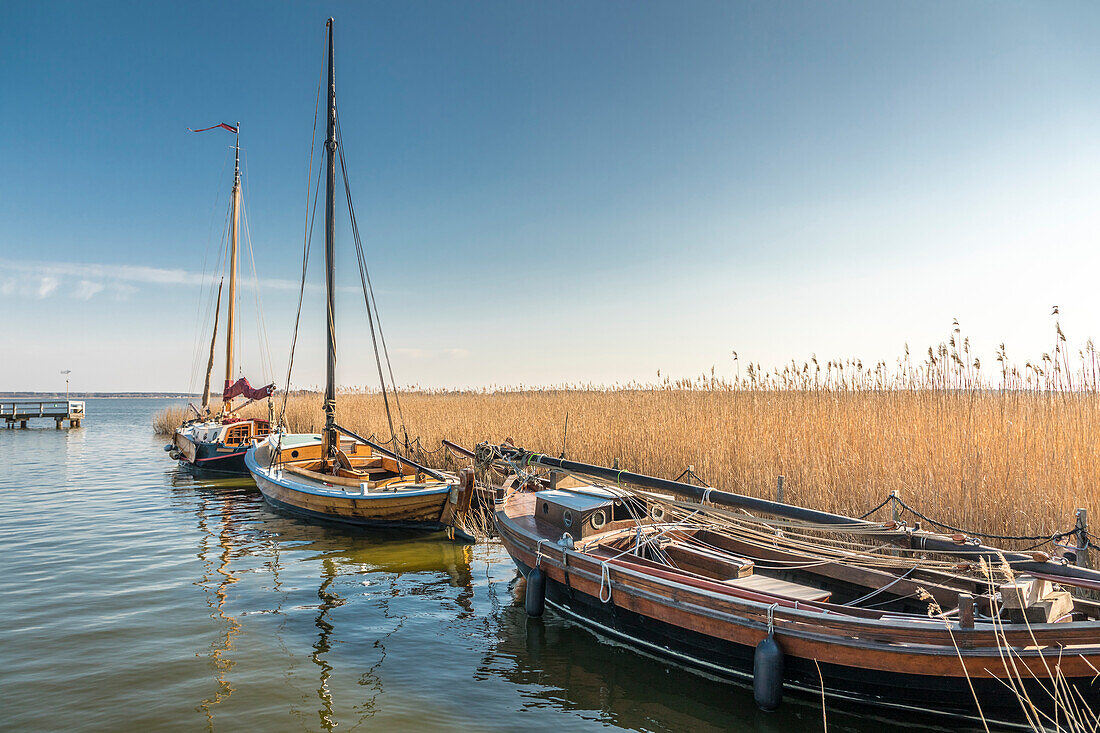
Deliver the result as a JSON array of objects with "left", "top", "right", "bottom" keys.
[
  {"left": 172, "top": 418, "right": 272, "bottom": 476},
  {"left": 246, "top": 435, "right": 455, "bottom": 532},
  {"left": 496, "top": 493, "right": 1100, "bottom": 728}
]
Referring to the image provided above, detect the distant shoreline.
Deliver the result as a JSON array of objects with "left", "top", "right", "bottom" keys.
[{"left": 0, "top": 393, "right": 198, "bottom": 399}]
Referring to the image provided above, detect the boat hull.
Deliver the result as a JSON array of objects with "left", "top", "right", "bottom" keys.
[
  {"left": 173, "top": 434, "right": 250, "bottom": 475},
  {"left": 513, "top": 555, "right": 1029, "bottom": 727},
  {"left": 245, "top": 435, "right": 456, "bottom": 532},
  {"left": 495, "top": 502, "right": 1100, "bottom": 729}
]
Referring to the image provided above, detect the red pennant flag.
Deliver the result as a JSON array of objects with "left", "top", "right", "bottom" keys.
[{"left": 188, "top": 123, "right": 238, "bottom": 133}]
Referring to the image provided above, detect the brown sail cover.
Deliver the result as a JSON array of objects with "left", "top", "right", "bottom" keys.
[{"left": 222, "top": 377, "right": 275, "bottom": 402}]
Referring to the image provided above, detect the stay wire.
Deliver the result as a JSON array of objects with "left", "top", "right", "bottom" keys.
[
  {"left": 238, "top": 153, "right": 276, "bottom": 389},
  {"left": 279, "top": 39, "right": 326, "bottom": 427},
  {"left": 334, "top": 107, "right": 405, "bottom": 448},
  {"left": 336, "top": 117, "right": 398, "bottom": 447},
  {"left": 187, "top": 145, "right": 233, "bottom": 394},
  {"left": 241, "top": 189, "right": 274, "bottom": 385},
  {"left": 334, "top": 107, "right": 409, "bottom": 445},
  {"left": 190, "top": 194, "right": 233, "bottom": 396}
]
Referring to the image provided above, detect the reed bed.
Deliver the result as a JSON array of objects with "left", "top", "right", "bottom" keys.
[{"left": 155, "top": 323, "right": 1100, "bottom": 545}]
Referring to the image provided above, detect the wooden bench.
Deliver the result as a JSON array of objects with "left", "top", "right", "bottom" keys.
[{"left": 725, "top": 574, "right": 832, "bottom": 603}]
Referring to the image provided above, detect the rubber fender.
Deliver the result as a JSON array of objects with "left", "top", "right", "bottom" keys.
[
  {"left": 163, "top": 443, "right": 174, "bottom": 452},
  {"left": 525, "top": 566, "right": 546, "bottom": 617},
  {"left": 753, "top": 633, "right": 784, "bottom": 711},
  {"left": 169, "top": 451, "right": 182, "bottom": 461}
]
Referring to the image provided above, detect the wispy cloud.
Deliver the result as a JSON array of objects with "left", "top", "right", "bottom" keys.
[
  {"left": 0, "top": 259, "right": 301, "bottom": 300},
  {"left": 36, "top": 276, "right": 58, "bottom": 298},
  {"left": 73, "top": 280, "right": 105, "bottom": 300}
]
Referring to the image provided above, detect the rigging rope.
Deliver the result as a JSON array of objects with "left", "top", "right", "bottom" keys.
[
  {"left": 187, "top": 146, "right": 234, "bottom": 396},
  {"left": 332, "top": 107, "right": 409, "bottom": 441},
  {"left": 857, "top": 496, "right": 894, "bottom": 520},
  {"left": 892, "top": 497, "right": 1078, "bottom": 543},
  {"left": 279, "top": 39, "right": 326, "bottom": 429},
  {"left": 334, "top": 107, "right": 406, "bottom": 449},
  {"left": 189, "top": 194, "right": 233, "bottom": 398},
  {"left": 239, "top": 152, "right": 276, "bottom": 388}
]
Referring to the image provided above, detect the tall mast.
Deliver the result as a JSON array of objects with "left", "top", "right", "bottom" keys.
[
  {"left": 223, "top": 123, "right": 241, "bottom": 414},
  {"left": 322, "top": 19, "right": 338, "bottom": 459}
]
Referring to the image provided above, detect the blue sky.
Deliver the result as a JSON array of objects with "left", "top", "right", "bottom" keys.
[{"left": 3, "top": 1, "right": 1099, "bottom": 392}]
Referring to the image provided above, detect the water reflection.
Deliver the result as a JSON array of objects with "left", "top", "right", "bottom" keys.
[
  {"left": 479, "top": 599, "right": 778, "bottom": 732},
  {"left": 174, "top": 466, "right": 479, "bottom": 731},
  {"left": 313, "top": 557, "right": 342, "bottom": 730},
  {"left": 194, "top": 493, "right": 242, "bottom": 726},
  {"left": 165, "top": 461, "right": 940, "bottom": 733},
  {"left": 478, "top": 582, "right": 963, "bottom": 733}
]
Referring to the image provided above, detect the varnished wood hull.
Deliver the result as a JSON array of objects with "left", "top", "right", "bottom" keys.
[
  {"left": 246, "top": 435, "right": 455, "bottom": 532},
  {"left": 496, "top": 493, "right": 1100, "bottom": 729}
]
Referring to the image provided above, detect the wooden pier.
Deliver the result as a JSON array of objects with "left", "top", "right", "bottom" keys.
[{"left": 1, "top": 400, "right": 85, "bottom": 429}]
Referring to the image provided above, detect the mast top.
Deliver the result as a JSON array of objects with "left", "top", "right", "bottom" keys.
[{"left": 233, "top": 122, "right": 241, "bottom": 187}]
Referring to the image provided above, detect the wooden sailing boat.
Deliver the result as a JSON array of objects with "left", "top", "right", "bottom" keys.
[
  {"left": 484, "top": 443, "right": 1100, "bottom": 729},
  {"left": 246, "top": 19, "right": 473, "bottom": 538},
  {"left": 169, "top": 123, "right": 276, "bottom": 474}
]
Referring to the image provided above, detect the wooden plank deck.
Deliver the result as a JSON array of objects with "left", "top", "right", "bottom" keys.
[{"left": 1, "top": 400, "right": 85, "bottom": 428}]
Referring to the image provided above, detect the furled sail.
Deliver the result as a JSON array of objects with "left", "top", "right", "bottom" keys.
[{"left": 222, "top": 377, "right": 275, "bottom": 402}]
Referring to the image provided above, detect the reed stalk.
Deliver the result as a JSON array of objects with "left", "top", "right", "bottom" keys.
[{"left": 154, "top": 325, "right": 1100, "bottom": 545}]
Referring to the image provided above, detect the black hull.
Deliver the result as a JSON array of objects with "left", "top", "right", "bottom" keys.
[
  {"left": 181, "top": 442, "right": 249, "bottom": 475},
  {"left": 512, "top": 557, "right": 1088, "bottom": 731}
]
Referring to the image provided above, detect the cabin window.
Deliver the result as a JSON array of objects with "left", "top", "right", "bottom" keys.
[{"left": 225, "top": 425, "right": 251, "bottom": 445}]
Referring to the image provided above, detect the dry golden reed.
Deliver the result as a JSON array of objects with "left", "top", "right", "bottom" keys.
[{"left": 155, "top": 321, "right": 1100, "bottom": 545}]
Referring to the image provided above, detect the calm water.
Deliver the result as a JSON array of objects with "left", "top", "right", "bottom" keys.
[{"left": 1, "top": 399, "right": 939, "bottom": 732}]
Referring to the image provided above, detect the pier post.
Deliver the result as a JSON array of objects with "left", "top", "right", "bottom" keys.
[
  {"left": 20, "top": 420, "right": 27, "bottom": 429},
  {"left": 55, "top": 418, "right": 63, "bottom": 429},
  {"left": 890, "top": 490, "right": 900, "bottom": 523},
  {"left": 776, "top": 475, "right": 785, "bottom": 503}
]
